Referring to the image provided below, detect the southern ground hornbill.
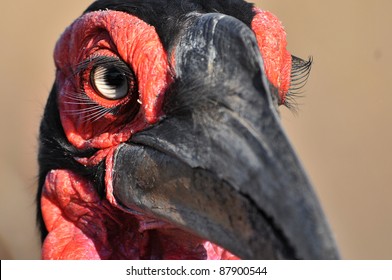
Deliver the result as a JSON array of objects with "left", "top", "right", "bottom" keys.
[{"left": 37, "top": 0, "right": 339, "bottom": 259}]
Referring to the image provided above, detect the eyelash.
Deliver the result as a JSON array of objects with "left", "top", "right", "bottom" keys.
[
  {"left": 75, "top": 56, "right": 134, "bottom": 78},
  {"left": 284, "top": 55, "right": 313, "bottom": 110},
  {"left": 62, "top": 56, "right": 139, "bottom": 123},
  {"left": 76, "top": 55, "right": 137, "bottom": 106}
]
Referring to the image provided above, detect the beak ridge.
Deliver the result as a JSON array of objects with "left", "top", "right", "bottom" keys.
[{"left": 111, "top": 13, "right": 340, "bottom": 259}]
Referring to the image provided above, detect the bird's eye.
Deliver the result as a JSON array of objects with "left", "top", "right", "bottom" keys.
[{"left": 90, "top": 65, "right": 129, "bottom": 100}]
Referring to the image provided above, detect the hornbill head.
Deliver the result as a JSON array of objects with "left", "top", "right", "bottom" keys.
[{"left": 37, "top": 0, "right": 339, "bottom": 259}]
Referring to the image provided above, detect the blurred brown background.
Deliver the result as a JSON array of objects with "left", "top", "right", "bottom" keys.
[{"left": 0, "top": 0, "right": 391, "bottom": 259}]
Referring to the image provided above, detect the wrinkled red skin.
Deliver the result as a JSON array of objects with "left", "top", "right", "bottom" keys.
[
  {"left": 42, "top": 170, "right": 238, "bottom": 259},
  {"left": 55, "top": 11, "right": 171, "bottom": 151},
  {"left": 252, "top": 8, "right": 292, "bottom": 104},
  {"left": 41, "top": 9, "right": 291, "bottom": 260}
]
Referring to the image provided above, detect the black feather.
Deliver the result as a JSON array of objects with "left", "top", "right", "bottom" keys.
[{"left": 85, "top": 0, "right": 255, "bottom": 51}]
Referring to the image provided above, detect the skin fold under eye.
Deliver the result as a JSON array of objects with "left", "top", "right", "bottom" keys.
[{"left": 91, "top": 65, "right": 130, "bottom": 100}]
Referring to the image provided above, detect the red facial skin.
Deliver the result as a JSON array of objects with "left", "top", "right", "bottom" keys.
[
  {"left": 55, "top": 11, "right": 171, "bottom": 151},
  {"left": 251, "top": 8, "right": 292, "bottom": 104},
  {"left": 42, "top": 170, "right": 238, "bottom": 259},
  {"left": 41, "top": 9, "right": 291, "bottom": 260}
]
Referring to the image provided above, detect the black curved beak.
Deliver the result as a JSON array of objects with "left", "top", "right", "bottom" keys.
[{"left": 111, "top": 13, "right": 340, "bottom": 259}]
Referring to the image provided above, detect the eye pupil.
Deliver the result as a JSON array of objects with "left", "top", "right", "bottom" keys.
[
  {"left": 91, "top": 65, "right": 130, "bottom": 100},
  {"left": 105, "top": 67, "right": 126, "bottom": 87}
]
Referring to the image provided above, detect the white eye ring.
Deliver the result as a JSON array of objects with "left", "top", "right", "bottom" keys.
[{"left": 91, "top": 65, "right": 129, "bottom": 100}]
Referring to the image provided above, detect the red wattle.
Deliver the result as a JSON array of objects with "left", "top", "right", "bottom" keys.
[{"left": 41, "top": 169, "right": 239, "bottom": 260}]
